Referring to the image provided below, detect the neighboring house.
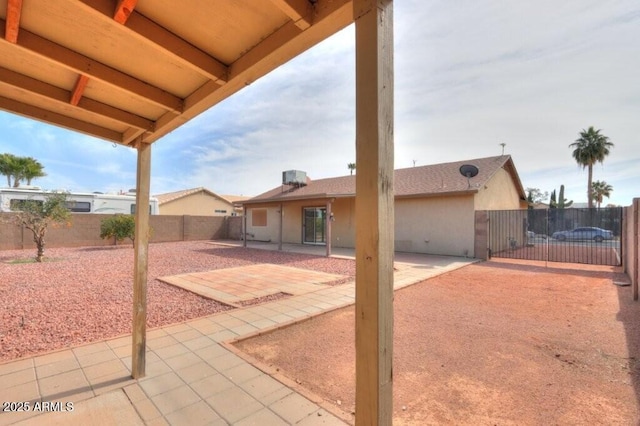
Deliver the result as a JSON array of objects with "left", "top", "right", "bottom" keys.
[
  {"left": 155, "top": 187, "right": 247, "bottom": 216},
  {"left": 240, "top": 155, "right": 527, "bottom": 257}
]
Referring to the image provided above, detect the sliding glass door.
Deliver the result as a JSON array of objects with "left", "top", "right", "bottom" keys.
[{"left": 303, "top": 207, "right": 326, "bottom": 244}]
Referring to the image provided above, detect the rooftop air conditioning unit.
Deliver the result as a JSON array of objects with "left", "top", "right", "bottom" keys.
[{"left": 282, "top": 170, "right": 307, "bottom": 186}]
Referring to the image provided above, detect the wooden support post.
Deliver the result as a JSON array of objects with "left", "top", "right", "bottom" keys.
[
  {"left": 326, "top": 199, "right": 332, "bottom": 257},
  {"left": 634, "top": 198, "right": 639, "bottom": 301},
  {"left": 132, "top": 141, "right": 151, "bottom": 379},
  {"left": 243, "top": 207, "right": 247, "bottom": 248},
  {"left": 278, "top": 203, "right": 283, "bottom": 251},
  {"left": 354, "top": 0, "right": 394, "bottom": 425}
]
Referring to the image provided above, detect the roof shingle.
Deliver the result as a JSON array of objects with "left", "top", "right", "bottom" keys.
[{"left": 244, "top": 155, "right": 525, "bottom": 204}]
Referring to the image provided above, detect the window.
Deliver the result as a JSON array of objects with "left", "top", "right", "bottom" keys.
[
  {"left": 252, "top": 209, "right": 267, "bottom": 227},
  {"left": 130, "top": 204, "right": 153, "bottom": 214},
  {"left": 65, "top": 201, "right": 91, "bottom": 213},
  {"left": 10, "top": 199, "right": 43, "bottom": 211}
]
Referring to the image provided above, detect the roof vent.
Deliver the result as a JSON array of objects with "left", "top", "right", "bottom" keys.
[{"left": 282, "top": 170, "right": 307, "bottom": 187}]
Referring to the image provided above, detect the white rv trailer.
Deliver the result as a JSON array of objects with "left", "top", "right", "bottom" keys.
[{"left": 0, "top": 187, "right": 159, "bottom": 215}]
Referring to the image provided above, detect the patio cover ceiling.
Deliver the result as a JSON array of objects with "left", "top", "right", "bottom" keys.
[{"left": 0, "top": 0, "right": 353, "bottom": 146}]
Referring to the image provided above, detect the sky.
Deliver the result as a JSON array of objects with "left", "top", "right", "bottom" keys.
[{"left": 0, "top": 0, "right": 638, "bottom": 206}]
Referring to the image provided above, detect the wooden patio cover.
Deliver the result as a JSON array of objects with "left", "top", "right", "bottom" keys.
[{"left": 1, "top": 0, "right": 394, "bottom": 423}]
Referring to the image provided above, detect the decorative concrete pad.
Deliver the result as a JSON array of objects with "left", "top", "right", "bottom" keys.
[
  {"left": 14, "top": 390, "right": 143, "bottom": 426},
  {"left": 159, "top": 264, "right": 346, "bottom": 307}
]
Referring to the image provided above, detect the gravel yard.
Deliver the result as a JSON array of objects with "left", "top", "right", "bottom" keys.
[
  {"left": 235, "top": 259, "right": 640, "bottom": 425},
  {"left": 0, "top": 241, "right": 355, "bottom": 362}
]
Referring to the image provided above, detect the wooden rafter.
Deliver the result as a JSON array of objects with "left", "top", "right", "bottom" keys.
[
  {"left": 113, "top": 0, "right": 138, "bottom": 24},
  {"left": 69, "top": 74, "right": 90, "bottom": 106},
  {"left": 0, "top": 66, "right": 154, "bottom": 130},
  {"left": 5, "top": 0, "right": 23, "bottom": 43},
  {"left": 269, "top": 0, "right": 313, "bottom": 30},
  {"left": 79, "top": 0, "right": 228, "bottom": 83},
  {"left": 0, "top": 18, "right": 183, "bottom": 112}
]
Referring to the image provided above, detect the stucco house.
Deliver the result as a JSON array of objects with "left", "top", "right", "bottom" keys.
[
  {"left": 241, "top": 155, "right": 527, "bottom": 257},
  {"left": 155, "top": 187, "right": 247, "bottom": 216}
]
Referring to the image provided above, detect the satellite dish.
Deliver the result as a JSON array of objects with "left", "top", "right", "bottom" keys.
[
  {"left": 459, "top": 164, "right": 479, "bottom": 188},
  {"left": 459, "top": 164, "right": 479, "bottom": 178}
]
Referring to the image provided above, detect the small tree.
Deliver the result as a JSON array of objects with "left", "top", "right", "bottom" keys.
[
  {"left": 347, "top": 162, "right": 356, "bottom": 175},
  {"left": 100, "top": 215, "right": 136, "bottom": 244},
  {"left": 10, "top": 193, "right": 71, "bottom": 262}
]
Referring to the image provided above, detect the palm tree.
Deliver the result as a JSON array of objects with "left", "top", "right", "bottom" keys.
[
  {"left": 591, "top": 180, "right": 613, "bottom": 209},
  {"left": 0, "top": 153, "right": 20, "bottom": 187},
  {"left": 22, "top": 157, "right": 47, "bottom": 185},
  {"left": 347, "top": 162, "right": 356, "bottom": 176},
  {"left": 569, "top": 127, "right": 614, "bottom": 208}
]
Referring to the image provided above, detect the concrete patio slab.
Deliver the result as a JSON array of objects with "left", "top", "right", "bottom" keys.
[
  {"left": 13, "top": 390, "right": 143, "bottom": 426},
  {"left": 159, "top": 264, "right": 346, "bottom": 307},
  {"left": 0, "top": 245, "right": 476, "bottom": 425}
]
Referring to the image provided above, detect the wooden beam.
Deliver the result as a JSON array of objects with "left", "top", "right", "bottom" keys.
[
  {"left": 132, "top": 140, "right": 151, "bottom": 379},
  {"left": 79, "top": 0, "right": 228, "bottom": 83},
  {"left": 278, "top": 203, "right": 283, "bottom": 251},
  {"left": 5, "top": 0, "right": 22, "bottom": 43},
  {"left": 0, "top": 66, "right": 154, "bottom": 130},
  {"left": 70, "top": 74, "right": 90, "bottom": 106},
  {"left": 0, "top": 19, "right": 183, "bottom": 112},
  {"left": 634, "top": 198, "right": 639, "bottom": 301},
  {"left": 354, "top": 0, "right": 394, "bottom": 424},
  {"left": 0, "top": 95, "right": 122, "bottom": 142},
  {"left": 269, "top": 0, "right": 313, "bottom": 30},
  {"left": 326, "top": 199, "right": 332, "bottom": 257},
  {"left": 113, "top": 0, "right": 137, "bottom": 24}
]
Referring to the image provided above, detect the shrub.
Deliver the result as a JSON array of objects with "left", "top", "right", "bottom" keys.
[{"left": 100, "top": 215, "right": 136, "bottom": 244}]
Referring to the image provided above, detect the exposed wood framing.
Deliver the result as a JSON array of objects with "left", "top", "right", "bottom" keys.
[
  {"left": 113, "top": 0, "right": 138, "bottom": 24},
  {"left": 634, "top": 198, "right": 639, "bottom": 301},
  {"left": 269, "top": 0, "right": 313, "bottom": 30},
  {"left": 353, "top": 0, "right": 394, "bottom": 424},
  {"left": 5, "top": 0, "right": 23, "bottom": 43},
  {"left": 0, "top": 66, "right": 153, "bottom": 130},
  {"left": 0, "top": 19, "right": 183, "bottom": 112},
  {"left": 69, "top": 74, "right": 90, "bottom": 106},
  {"left": 132, "top": 140, "right": 151, "bottom": 379},
  {"left": 79, "top": 0, "right": 228, "bottom": 83},
  {"left": 0, "top": 95, "right": 121, "bottom": 141},
  {"left": 243, "top": 210, "right": 248, "bottom": 248},
  {"left": 326, "top": 199, "right": 332, "bottom": 257},
  {"left": 278, "top": 203, "right": 284, "bottom": 251}
]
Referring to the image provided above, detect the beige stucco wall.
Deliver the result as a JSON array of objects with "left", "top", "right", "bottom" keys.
[
  {"left": 474, "top": 168, "right": 524, "bottom": 210},
  {"left": 394, "top": 195, "right": 476, "bottom": 256},
  {"left": 244, "top": 168, "right": 523, "bottom": 257},
  {"left": 160, "top": 192, "right": 235, "bottom": 216},
  {"left": 245, "top": 198, "right": 355, "bottom": 246}
]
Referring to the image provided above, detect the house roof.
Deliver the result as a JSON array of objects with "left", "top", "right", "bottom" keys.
[
  {"left": 0, "top": 0, "right": 354, "bottom": 146},
  {"left": 154, "top": 187, "right": 235, "bottom": 206},
  {"left": 244, "top": 155, "right": 527, "bottom": 205}
]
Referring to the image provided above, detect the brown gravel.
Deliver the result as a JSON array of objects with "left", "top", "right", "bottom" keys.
[
  {"left": 0, "top": 241, "right": 355, "bottom": 362},
  {"left": 235, "top": 259, "right": 640, "bottom": 425}
]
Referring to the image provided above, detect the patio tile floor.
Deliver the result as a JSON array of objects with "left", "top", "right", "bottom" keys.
[{"left": 0, "top": 247, "right": 476, "bottom": 425}]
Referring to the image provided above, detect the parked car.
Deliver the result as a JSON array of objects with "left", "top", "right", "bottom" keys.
[{"left": 551, "top": 227, "right": 613, "bottom": 242}]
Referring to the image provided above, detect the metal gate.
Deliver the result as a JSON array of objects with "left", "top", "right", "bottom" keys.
[{"left": 488, "top": 207, "right": 623, "bottom": 266}]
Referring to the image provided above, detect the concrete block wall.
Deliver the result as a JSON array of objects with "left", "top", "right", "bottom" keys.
[{"left": 0, "top": 213, "right": 242, "bottom": 250}]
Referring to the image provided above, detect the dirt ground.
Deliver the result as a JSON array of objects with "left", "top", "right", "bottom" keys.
[{"left": 235, "top": 259, "right": 640, "bottom": 425}]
